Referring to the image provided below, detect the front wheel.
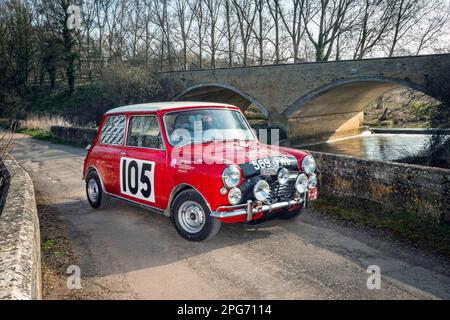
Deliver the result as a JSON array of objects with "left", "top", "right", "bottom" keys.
[
  {"left": 278, "top": 205, "right": 303, "bottom": 220},
  {"left": 171, "top": 190, "right": 221, "bottom": 241}
]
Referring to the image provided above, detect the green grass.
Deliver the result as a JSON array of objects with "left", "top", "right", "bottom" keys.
[
  {"left": 312, "top": 196, "right": 450, "bottom": 257},
  {"left": 17, "top": 129, "right": 53, "bottom": 141},
  {"left": 42, "top": 239, "right": 55, "bottom": 252},
  {"left": 17, "top": 128, "right": 86, "bottom": 148}
]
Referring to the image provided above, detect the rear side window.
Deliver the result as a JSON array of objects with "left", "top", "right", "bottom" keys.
[
  {"left": 99, "top": 116, "right": 126, "bottom": 145},
  {"left": 126, "top": 116, "right": 163, "bottom": 150}
]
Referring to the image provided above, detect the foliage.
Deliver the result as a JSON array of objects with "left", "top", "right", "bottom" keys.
[
  {"left": 364, "top": 88, "right": 440, "bottom": 128},
  {"left": 0, "top": 0, "right": 34, "bottom": 118},
  {"left": 413, "top": 59, "right": 450, "bottom": 168},
  {"left": 21, "top": 67, "right": 162, "bottom": 125},
  {"left": 100, "top": 63, "right": 162, "bottom": 107}
]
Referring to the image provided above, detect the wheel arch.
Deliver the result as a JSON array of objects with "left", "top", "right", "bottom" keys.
[
  {"left": 165, "top": 183, "right": 212, "bottom": 216},
  {"left": 85, "top": 165, "right": 106, "bottom": 192}
]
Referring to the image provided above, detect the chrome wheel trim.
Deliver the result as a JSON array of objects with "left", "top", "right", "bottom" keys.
[
  {"left": 87, "top": 179, "right": 99, "bottom": 203},
  {"left": 178, "top": 201, "right": 206, "bottom": 234}
]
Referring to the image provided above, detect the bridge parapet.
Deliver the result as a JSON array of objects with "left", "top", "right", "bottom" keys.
[{"left": 161, "top": 54, "right": 450, "bottom": 142}]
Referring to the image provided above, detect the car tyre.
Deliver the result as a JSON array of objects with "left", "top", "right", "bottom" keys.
[
  {"left": 86, "top": 170, "right": 111, "bottom": 209},
  {"left": 278, "top": 206, "right": 303, "bottom": 220},
  {"left": 171, "top": 189, "right": 221, "bottom": 241}
]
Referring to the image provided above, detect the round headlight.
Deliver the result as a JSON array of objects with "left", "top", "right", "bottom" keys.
[
  {"left": 228, "top": 188, "right": 242, "bottom": 205},
  {"left": 295, "top": 174, "right": 308, "bottom": 194},
  {"left": 302, "top": 155, "right": 316, "bottom": 175},
  {"left": 278, "top": 168, "right": 290, "bottom": 185},
  {"left": 308, "top": 174, "right": 317, "bottom": 190},
  {"left": 222, "top": 165, "right": 241, "bottom": 188},
  {"left": 253, "top": 180, "right": 270, "bottom": 201}
]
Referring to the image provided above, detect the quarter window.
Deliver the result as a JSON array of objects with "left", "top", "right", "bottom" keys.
[
  {"left": 127, "top": 116, "right": 163, "bottom": 149},
  {"left": 100, "top": 116, "right": 126, "bottom": 145}
]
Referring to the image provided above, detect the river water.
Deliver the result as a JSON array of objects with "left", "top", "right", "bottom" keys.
[{"left": 303, "top": 132, "right": 431, "bottom": 162}]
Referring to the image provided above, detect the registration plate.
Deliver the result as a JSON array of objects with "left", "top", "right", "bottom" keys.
[{"left": 308, "top": 188, "right": 318, "bottom": 201}]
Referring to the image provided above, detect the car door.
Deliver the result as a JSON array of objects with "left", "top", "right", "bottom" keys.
[
  {"left": 119, "top": 114, "right": 169, "bottom": 210},
  {"left": 95, "top": 115, "right": 126, "bottom": 195}
]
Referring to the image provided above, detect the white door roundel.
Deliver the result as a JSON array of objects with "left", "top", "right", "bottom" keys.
[{"left": 120, "top": 157, "right": 155, "bottom": 203}]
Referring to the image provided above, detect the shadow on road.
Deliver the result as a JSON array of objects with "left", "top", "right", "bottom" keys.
[{"left": 48, "top": 198, "right": 272, "bottom": 276}]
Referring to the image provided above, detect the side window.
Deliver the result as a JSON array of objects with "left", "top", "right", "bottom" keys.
[
  {"left": 100, "top": 116, "right": 126, "bottom": 146},
  {"left": 126, "top": 116, "right": 163, "bottom": 149}
]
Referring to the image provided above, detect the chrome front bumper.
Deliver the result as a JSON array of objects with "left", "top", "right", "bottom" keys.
[{"left": 211, "top": 198, "right": 304, "bottom": 222}]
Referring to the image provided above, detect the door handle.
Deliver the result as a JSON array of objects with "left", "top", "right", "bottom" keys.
[{"left": 120, "top": 151, "right": 127, "bottom": 156}]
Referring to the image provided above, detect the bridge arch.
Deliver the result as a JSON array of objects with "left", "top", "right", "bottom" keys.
[
  {"left": 283, "top": 77, "right": 437, "bottom": 119},
  {"left": 173, "top": 83, "right": 269, "bottom": 118},
  {"left": 282, "top": 77, "right": 442, "bottom": 144}
]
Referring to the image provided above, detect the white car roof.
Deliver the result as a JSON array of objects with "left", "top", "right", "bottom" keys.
[{"left": 105, "top": 101, "right": 236, "bottom": 114}]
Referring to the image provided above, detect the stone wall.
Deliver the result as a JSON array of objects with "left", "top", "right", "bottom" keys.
[
  {"left": 51, "top": 126, "right": 97, "bottom": 146},
  {"left": 0, "top": 158, "right": 41, "bottom": 300},
  {"left": 311, "top": 152, "right": 450, "bottom": 223}
]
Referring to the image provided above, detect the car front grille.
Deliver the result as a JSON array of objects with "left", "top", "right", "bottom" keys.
[
  {"left": 239, "top": 173, "right": 298, "bottom": 205},
  {"left": 268, "top": 178, "right": 296, "bottom": 204}
]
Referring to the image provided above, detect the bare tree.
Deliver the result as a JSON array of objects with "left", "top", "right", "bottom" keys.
[
  {"left": 303, "top": 0, "right": 358, "bottom": 62},
  {"left": 267, "top": 0, "right": 282, "bottom": 64},
  {"left": 413, "top": 0, "right": 449, "bottom": 55},
  {"left": 352, "top": 0, "right": 395, "bottom": 59},
  {"left": 151, "top": 0, "right": 172, "bottom": 70},
  {"left": 277, "top": 0, "right": 310, "bottom": 63},
  {"left": 40, "top": 0, "right": 79, "bottom": 94},
  {"left": 192, "top": 0, "right": 206, "bottom": 68},
  {"left": 232, "top": 0, "right": 258, "bottom": 66},
  {"left": 387, "top": 0, "right": 428, "bottom": 57},
  {"left": 173, "top": 0, "right": 196, "bottom": 70},
  {"left": 79, "top": 0, "right": 96, "bottom": 81},
  {"left": 3, "top": 0, "right": 450, "bottom": 92},
  {"left": 142, "top": 0, "right": 157, "bottom": 67},
  {"left": 252, "top": 0, "right": 269, "bottom": 65},
  {"left": 203, "top": 0, "right": 223, "bottom": 68},
  {"left": 223, "top": 0, "right": 238, "bottom": 66}
]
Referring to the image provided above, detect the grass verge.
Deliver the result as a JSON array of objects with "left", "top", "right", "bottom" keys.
[
  {"left": 17, "top": 129, "right": 53, "bottom": 141},
  {"left": 38, "top": 202, "right": 79, "bottom": 299},
  {"left": 16, "top": 129, "right": 85, "bottom": 148},
  {"left": 312, "top": 195, "right": 450, "bottom": 257}
]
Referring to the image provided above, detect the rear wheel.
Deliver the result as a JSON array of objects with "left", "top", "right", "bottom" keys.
[
  {"left": 86, "top": 171, "right": 110, "bottom": 209},
  {"left": 171, "top": 189, "right": 221, "bottom": 241}
]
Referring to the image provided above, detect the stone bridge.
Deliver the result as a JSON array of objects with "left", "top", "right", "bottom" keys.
[{"left": 160, "top": 54, "right": 450, "bottom": 144}]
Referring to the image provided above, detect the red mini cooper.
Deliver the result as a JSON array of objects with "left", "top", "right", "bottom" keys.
[{"left": 83, "top": 102, "right": 318, "bottom": 241}]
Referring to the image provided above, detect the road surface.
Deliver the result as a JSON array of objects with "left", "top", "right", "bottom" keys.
[{"left": 10, "top": 133, "right": 450, "bottom": 299}]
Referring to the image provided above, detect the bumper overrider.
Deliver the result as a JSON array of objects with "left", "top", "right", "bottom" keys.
[{"left": 211, "top": 197, "right": 304, "bottom": 222}]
